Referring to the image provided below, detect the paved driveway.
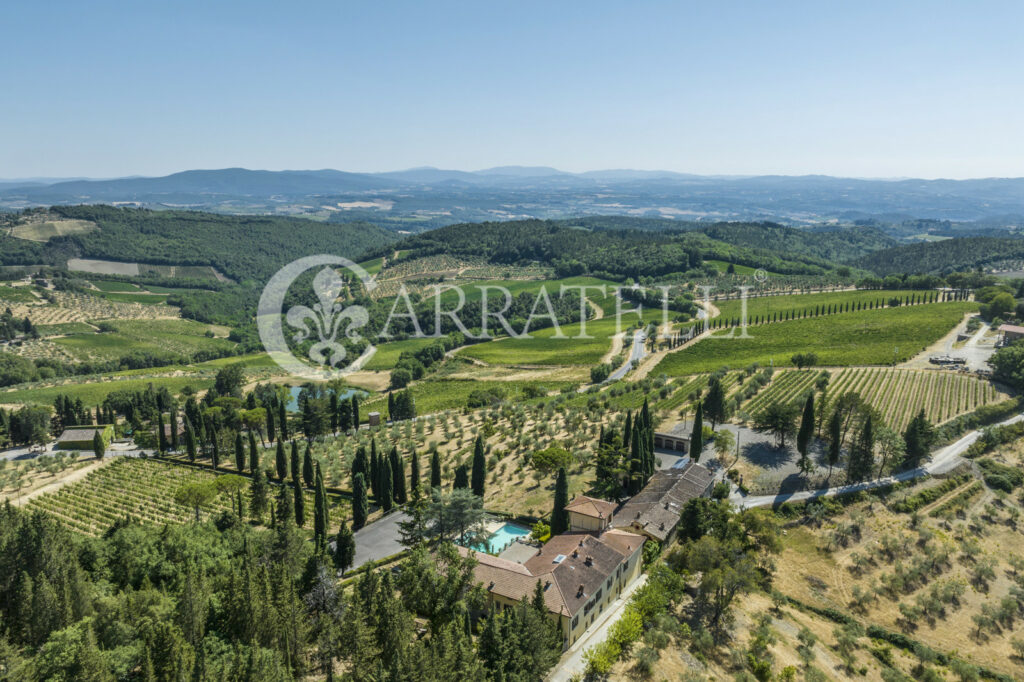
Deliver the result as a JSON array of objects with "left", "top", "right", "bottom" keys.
[{"left": 351, "top": 511, "right": 409, "bottom": 570}]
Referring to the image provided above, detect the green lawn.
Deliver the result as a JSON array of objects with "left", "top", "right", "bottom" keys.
[
  {"left": 359, "top": 257, "right": 384, "bottom": 276},
  {"left": 0, "top": 285, "right": 39, "bottom": 303},
  {"left": 655, "top": 302, "right": 977, "bottom": 376},
  {"left": 0, "top": 376, "right": 213, "bottom": 407}
]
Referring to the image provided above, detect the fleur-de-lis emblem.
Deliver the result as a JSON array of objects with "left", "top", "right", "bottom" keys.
[{"left": 285, "top": 267, "right": 368, "bottom": 368}]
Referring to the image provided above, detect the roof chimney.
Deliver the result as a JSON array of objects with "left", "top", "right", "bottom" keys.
[
  {"left": 577, "top": 584, "right": 584, "bottom": 597},
  {"left": 572, "top": 549, "right": 578, "bottom": 558},
  {"left": 585, "top": 556, "right": 593, "bottom": 566}
]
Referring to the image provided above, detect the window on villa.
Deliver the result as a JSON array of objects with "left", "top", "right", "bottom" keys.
[{"left": 572, "top": 616, "right": 579, "bottom": 628}]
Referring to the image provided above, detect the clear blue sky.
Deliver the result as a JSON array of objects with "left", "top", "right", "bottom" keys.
[{"left": 4, "top": 0, "right": 1023, "bottom": 179}]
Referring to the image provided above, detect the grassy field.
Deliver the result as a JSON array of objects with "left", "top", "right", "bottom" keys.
[
  {"left": 359, "top": 256, "right": 384, "bottom": 275},
  {"left": 90, "top": 280, "right": 141, "bottom": 292},
  {"left": 363, "top": 377, "right": 574, "bottom": 415},
  {"left": 52, "top": 319, "right": 234, "bottom": 361},
  {"left": 0, "top": 285, "right": 39, "bottom": 303},
  {"left": 712, "top": 288, "right": 938, "bottom": 324},
  {"left": 95, "top": 291, "right": 169, "bottom": 305},
  {"left": 11, "top": 219, "right": 96, "bottom": 241},
  {"left": 363, "top": 336, "right": 438, "bottom": 371},
  {"left": 656, "top": 302, "right": 977, "bottom": 376},
  {"left": 0, "top": 375, "right": 212, "bottom": 407},
  {"left": 36, "top": 322, "right": 96, "bottom": 336}
]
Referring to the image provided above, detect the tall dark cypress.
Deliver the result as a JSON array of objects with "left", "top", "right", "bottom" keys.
[
  {"left": 622, "top": 411, "right": 632, "bottom": 452},
  {"left": 275, "top": 441, "right": 287, "bottom": 481},
  {"left": 390, "top": 447, "right": 407, "bottom": 505},
  {"left": 334, "top": 516, "right": 355, "bottom": 572},
  {"left": 351, "top": 395, "right": 360, "bottom": 429},
  {"left": 551, "top": 467, "right": 569, "bottom": 535},
  {"left": 453, "top": 464, "right": 469, "bottom": 490},
  {"left": 690, "top": 401, "right": 704, "bottom": 462},
  {"left": 290, "top": 444, "right": 300, "bottom": 489},
  {"left": 185, "top": 418, "right": 197, "bottom": 464},
  {"left": 170, "top": 408, "right": 179, "bottom": 451},
  {"left": 293, "top": 465, "right": 305, "bottom": 527},
  {"left": 352, "top": 446, "right": 367, "bottom": 480},
  {"left": 157, "top": 412, "right": 167, "bottom": 453},
  {"left": 409, "top": 451, "right": 420, "bottom": 494},
  {"left": 248, "top": 431, "right": 259, "bottom": 473},
  {"left": 234, "top": 432, "right": 245, "bottom": 472},
  {"left": 266, "top": 402, "right": 276, "bottom": 443},
  {"left": 302, "top": 443, "right": 314, "bottom": 488},
  {"left": 381, "top": 457, "right": 394, "bottom": 512},
  {"left": 369, "top": 446, "right": 380, "bottom": 500},
  {"left": 211, "top": 430, "right": 219, "bottom": 470},
  {"left": 329, "top": 392, "right": 339, "bottom": 434},
  {"left": 430, "top": 451, "right": 442, "bottom": 489},
  {"left": 314, "top": 463, "right": 329, "bottom": 552},
  {"left": 278, "top": 401, "right": 288, "bottom": 441},
  {"left": 352, "top": 473, "right": 368, "bottom": 530},
  {"left": 471, "top": 435, "right": 486, "bottom": 498}
]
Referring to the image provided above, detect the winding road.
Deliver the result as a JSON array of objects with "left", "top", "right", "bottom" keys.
[{"left": 732, "top": 412, "right": 1024, "bottom": 508}]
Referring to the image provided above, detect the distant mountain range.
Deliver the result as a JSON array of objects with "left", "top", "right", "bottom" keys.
[{"left": 4, "top": 167, "right": 1024, "bottom": 233}]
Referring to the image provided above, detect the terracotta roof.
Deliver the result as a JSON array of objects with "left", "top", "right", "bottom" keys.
[
  {"left": 459, "top": 528, "right": 645, "bottom": 619},
  {"left": 999, "top": 324, "right": 1024, "bottom": 335},
  {"left": 564, "top": 495, "right": 617, "bottom": 519},
  {"left": 614, "top": 462, "right": 714, "bottom": 542}
]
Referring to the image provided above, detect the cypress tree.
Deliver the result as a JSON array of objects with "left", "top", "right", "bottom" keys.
[
  {"left": 314, "top": 463, "right": 329, "bottom": 552},
  {"left": 430, "top": 450, "right": 442, "bottom": 489},
  {"left": 391, "top": 447, "right": 407, "bottom": 505},
  {"left": 248, "top": 431, "right": 259, "bottom": 473},
  {"left": 293, "top": 465, "right": 305, "bottom": 528},
  {"left": 689, "top": 401, "right": 704, "bottom": 462},
  {"left": 334, "top": 516, "right": 355, "bottom": 572},
  {"left": 211, "top": 429, "right": 219, "bottom": 470},
  {"left": 184, "top": 419, "right": 197, "bottom": 463},
  {"left": 277, "top": 484, "right": 293, "bottom": 526},
  {"left": 250, "top": 466, "right": 268, "bottom": 521},
  {"left": 551, "top": 467, "right": 569, "bottom": 535},
  {"left": 266, "top": 402, "right": 276, "bottom": 443},
  {"left": 848, "top": 415, "right": 875, "bottom": 481},
  {"left": 339, "top": 400, "right": 352, "bottom": 432},
  {"left": 352, "top": 473, "right": 368, "bottom": 530},
  {"left": 453, "top": 464, "right": 469, "bottom": 490},
  {"left": 278, "top": 401, "right": 288, "bottom": 441},
  {"left": 622, "top": 411, "right": 632, "bottom": 452},
  {"left": 290, "top": 444, "right": 300, "bottom": 489},
  {"left": 352, "top": 446, "right": 367, "bottom": 480},
  {"left": 827, "top": 409, "right": 842, "bottom": 478},
  {"left": 471, "top": 435, "right": 486, "bottom": 497},
  {"left": 369, "top": 447, "right": 380, "bottom": 499},
  {"left": 329, "top": 392, "right": 339, "bottom": 433},
  {"left": 796, "top": 394, "right": 815, "bottom": 476},
  {"left": 629, "top": 424, "right": 643, "bottom": 495},
  {"left": 275, "top": 440, "right": 287, "bottom": 481},
  {"left": 410, "top": 450, "right": 420, "bottom": 494},
  {"left": 234, "top": 431, "right": 244, "bottom": 472},
  {"left": 381, "top": 457, "right": 394, "bottom": 512},
  {"left": 170, "top": 408, "right": 179, "bottom": 451},
  {"left": 303, "top": 443, "right": 314, "bottom": 488},
  {"left": 387, "top": 392, "right": 396, "bottom": 420},
  {"left": 351, "top": 394, "right": 360, "bottom": 428},
  {"left": 157, "top": 412, "right": 167, "bottom": 453}
]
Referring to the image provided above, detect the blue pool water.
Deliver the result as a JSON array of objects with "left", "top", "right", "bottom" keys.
[
  {"left": 473, "top": 522, "right": 531, "bottom": 554},
  {"left": 286, "top": 386, "right": 367, "bottom": 413}
]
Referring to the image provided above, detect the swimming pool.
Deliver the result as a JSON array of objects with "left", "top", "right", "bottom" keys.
[{"left": 473, "top": 522, "right": 531, "bottom": 554}]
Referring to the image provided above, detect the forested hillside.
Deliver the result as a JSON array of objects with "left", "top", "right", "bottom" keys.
[
  {"left": 389, "top": 219, "right": 846, "bottom": 280},
  {"left": 855, "top": 236, "right": 1024, "bottom": 275},
  {"left": 571, "top": 216, "right": 896, "bottom": 263},
  {"left": 1, "top": 206, "right": 394, "bottom": 282}
]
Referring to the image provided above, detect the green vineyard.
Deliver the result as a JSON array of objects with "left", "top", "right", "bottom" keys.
[
  {"left": 828, "top": 367, "right": 1008, "bottom": 431},
  {"left": 743, "top": 369, "right": 826, "bottom": 416},
  {"left": 27, "top": 458, "right": 233, "bottom": 535}
]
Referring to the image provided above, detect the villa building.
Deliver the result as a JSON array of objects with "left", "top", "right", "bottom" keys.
[
  {"left": 459, "top": 526, "right": 645, "bottom": 648},
  {"left": 653, "top": 423, "right": 691, "bottom": 454},
  {"left": 613, "top": 460, "right": 715, "bottom": 544},
  {"left": 564, "top": 495, "right": 617, "bottom": 532}
]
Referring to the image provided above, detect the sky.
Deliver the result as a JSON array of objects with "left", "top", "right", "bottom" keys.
[{"left": 3, "top": 0, "right": 1024, "bottom": 180}]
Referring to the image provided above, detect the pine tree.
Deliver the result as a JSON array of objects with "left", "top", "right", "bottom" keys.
[
  {"left": 352, "top": 473, "right": 368, "bottom": 530},
  {"left": 430, "top": 450, "right": 442, "bottom": 489},
  {"left": 471, "top": 435, "right": 486, "bottom": 497},
  {"left": 551, "top": 467, "right": 569, "bottom": 535},
  {"left": 233, "top": 431, "right": 244, "bottom": 472},
  {"left": 690, "top": 401, "right": 704, "bottom": 462},
  {"left": 303, "top": 443, "right": 315, "bottom": 488},
  {"left": 335, "top": 515, "right": 356, "bottom": 573}
]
